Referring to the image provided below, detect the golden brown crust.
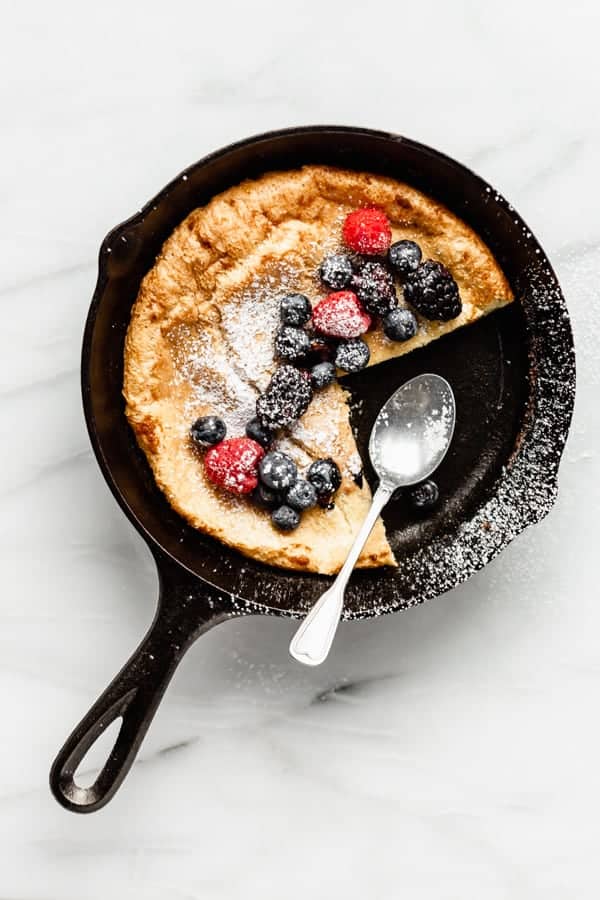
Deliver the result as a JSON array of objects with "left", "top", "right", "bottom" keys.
[{"left": 123, "top": 165, "right": 513, "bottom": 574}]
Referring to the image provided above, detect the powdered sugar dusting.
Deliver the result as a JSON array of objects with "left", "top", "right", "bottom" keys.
[{"left": 220, "top": 261, "right": 305, "bottom": 391}]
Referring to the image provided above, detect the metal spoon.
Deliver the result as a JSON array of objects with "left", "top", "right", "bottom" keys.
[{"left": 289, "top": 373, "right": 456, "bottom": 667}]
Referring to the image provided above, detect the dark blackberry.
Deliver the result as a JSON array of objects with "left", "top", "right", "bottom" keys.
[
  {"left": 190, "top": 415, "right": 226, "bottom": 446},
  {"left": 307, "top": 458, "right": 342, "bottom": 497},
  {"left": 410, "top": 479, "right": 439, "bottom": 511},
  {"left": 245, "top": 417, "right": 273, "bottom": 448},
  {"left": 382, "top": 307, "right": 418, "bottom": 342},
  {"left": 318, "top": 253, "right": 354, "bottom": 290},
  {"left": 404, "top": 261, "right": 462, "bottom": 321},
  {"left": 280, "top": 293, "right": 312, "bottom": 326},
  {"left": 275, "top": 325, "right": 311, "bottom": 361},
  {"left": 352, "top": 260, "right": 397, "bottom": 315},
  {"left": 285, "top": 479, "right": 317, "bottom": 511},
  {"left": 258, "top": 451, "right": 298, "bottom": 491},
  {"left": 256, "top": 365, "right": 313, "bottom": 430},
  {"left": 271, "top": 505, "right": 301, "bottom": 532},
  {"left": 252, "top": 483, "right": 281, "bottom": 510},
  {"left": 388, "top": 240, "right": 422, "bottom": 279},
  {"left": 335, "top": 338, "right": 370, "bottom": 373},
  {"left": 311, "top": 361, "right": 336, "bottom": 389}
]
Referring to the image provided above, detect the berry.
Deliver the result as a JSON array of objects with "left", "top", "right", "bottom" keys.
[
  {"left": 353, "top": 261, "right": 397, "bottom": 315},
  {"left": 190, "top": 415, "right": 226, "bottom": 446},
  {"left": 245, "top": 417, "right": 273, "bottom": 448},
  {"left": 319, "top": 253, "right": 354, "bottom": 290},
  {"left": 410, "top": 479, "right": 440, "bottom": 511},
  {"left": 286, "top": 479, "right": 317, "bottom": 511},
  {"left": 271, "top": 505, "right": 301, "bottom": 532},
  {"left": 275, "top": 325, "right": 311, "bottom": 361},
  {"left": 280, "top": 293, "right": 312, "bottom": 326},
  {"left": 342, "top": 208, "right": 392, "bottom": 255},
  {"left": 404, "top": 261, "right": 462, "bottom": 321},
  {"left": 307, "top": 458, "right": 342, "bottom": 497},
  {"left": 388, "top": 240, "right": 422, "bottom": 278},
  {"left": 311, "top": 361, "right": 336, "bottom": 389},
  {"left": 382, "top": 307, "right": 418, "bottom": 342},
  {"left": 258, "top": 451, "right": 298, "bottom": 491},
  {"left": 252, "top": 483, "right": 281, "bottom": 510},
  {"left": 256, "top": 365, "right": 313, "bottom": 430},
  {"left": 204, "top": 437, "right": 264, "bottom": 495},
  {"left": 335, "top": 338, "right": 370, "bottom": 373},
  {"left": 312, "top": 291, "right": 372, "bottom": 339}
]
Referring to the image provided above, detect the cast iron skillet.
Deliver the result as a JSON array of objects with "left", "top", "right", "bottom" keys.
[{"left": 50, "top": 126, "right": 575, "bottom": 813}]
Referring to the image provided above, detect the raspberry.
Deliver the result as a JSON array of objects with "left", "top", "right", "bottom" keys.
[
  {"left": 342, "top": 208, "right": 392, "bottom": 255},
  {"left": 204, "top": 437, "right": 264, "bottom": 495},
  {"left": 312, "top": 291, "right": 372, "bottom": 339}
]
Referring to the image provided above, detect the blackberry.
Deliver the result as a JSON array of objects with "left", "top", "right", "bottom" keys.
[
  {"left": 335, "top": 338, "right": 370, "bottom": 373},
  {"left": 404, "top": 261, "right": 462, "bottom": 321},
  {"left": 382, "top": 307, "right": 418, "bottom": 342},
  {"left": 352, "top": 260, "right": 397, "bottom": 315},
  {"left": 307, "top": 458, "right": 342, "bottom": 497},
  {"left": 319, "top": 253, "right": 354, "bottom": 290},
  {"left": 286, "top": 479, "right": 317, "bottom": 511},
  {"left": 311, "top": 361, "right": 336, "bottom": 389},
  {"left": 256, "top": 365, "right": 313, "bottom": 430},
  {"left": 410, "top": 479, "right": 439, "bottom": 511},
  {"left": 245, "top": 417, "right": 273, "bottom": 448},
  {"left": 258, "top": 451, "right": 298, "bottom": 491},
  {"left": 252, "top": 483, "right": 281, "bottom": 510},
  {"left": 190, "top": 415, "right": 226, "bottom": 446},
  {"left": 388, "top": 240, "right": 422, "bottom": 279},
  {"left": 271, "top": 505, "right": 301, "bottom": 532},
  {"left": 275, "top": 325, "right": 311, "bottom": 361},
  {"left": 280, "top": 293, "right": 312, "bottom": 326}
]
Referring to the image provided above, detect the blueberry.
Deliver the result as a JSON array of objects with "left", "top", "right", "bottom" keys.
[
  {"left": 382, "top": 308, "right": 418, "bottom": 342},
  {"left": 252, "top": 483, "right": 281, "bottom": 510},
  {"left": 190, "top": 415, "right": 226, "bottom": 446},
  {"left": 388, "top": 240, "right": 422, "bottom": 279},
  {"left": 311, "top": 361, "right": 336, "bottom": 389},
  {"left": 245, "top": 417, "right": 273, "bottom": 448},
  {"left": 319, "top": 253, "right": 354, "bottom": 290},
  {"left": 280, "top": 293, "right": 312, "bottom": 326},
  {"left": 352, "top": 260, "right": 397, "bottom": 315},
  {"left": 286, "top": 479, "right": 317, "bottom": 511},
  {"left": 275, "top": 325, "right": 311, "bottom": 361},
  {"left": 335, "top": 338, "right": 370, "bottom": 373},
  {"left": 410, "top": 479, "right": 439, "bottom": 511},
  {"left": 307, "top": 458, "right": 342, "bottom": 497},
  {"left": 259, "top": 451, "right": 298, "bottom": 491},
  {"left": 271, "top": 505, "right": 301, "bottom": 532}
]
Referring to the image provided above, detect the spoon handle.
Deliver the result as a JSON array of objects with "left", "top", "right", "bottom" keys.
[{"left": 289, "top": 484, "right": 394, "bottom": 666}]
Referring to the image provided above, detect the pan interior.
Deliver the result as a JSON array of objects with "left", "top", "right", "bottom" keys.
[{"left": 84, "top": 128, "right": 548, "bottom": 618}]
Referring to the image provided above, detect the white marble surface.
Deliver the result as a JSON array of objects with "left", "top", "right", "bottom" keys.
[{"left": 1, "top": 1, "right": 599, "bottom": 896}]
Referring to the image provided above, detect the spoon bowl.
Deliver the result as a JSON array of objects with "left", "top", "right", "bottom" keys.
[{"left": 370, "top": 374, "right": 456, "bottom": 488}]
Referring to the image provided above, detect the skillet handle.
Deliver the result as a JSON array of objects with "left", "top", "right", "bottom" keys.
[{"left": 49, "top": 554, "right": 232, "bottom": 813}]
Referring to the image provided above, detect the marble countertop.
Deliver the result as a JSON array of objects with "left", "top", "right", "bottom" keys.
[{"left": 2, "top": 1, "right": 599, "bottom": 897}]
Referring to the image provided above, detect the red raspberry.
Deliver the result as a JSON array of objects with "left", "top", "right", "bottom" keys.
[
  {"left": 342, "top": 207, "right": 392, "bottom": 255},
  {"left": 204, "top": 437, "right": 265, "bottom": 495},
  {"left": 312, "top": 291, "right": 372, "bottom": 339}
]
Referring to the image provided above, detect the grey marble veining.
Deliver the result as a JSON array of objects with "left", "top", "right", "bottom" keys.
[{"left": 1, "top": 1, "right": 599, "bottom": 897}]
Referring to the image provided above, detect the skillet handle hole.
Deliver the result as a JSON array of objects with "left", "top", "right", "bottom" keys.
[{"left": 72, "top": 716, "right": 124, "bottom": 790}]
